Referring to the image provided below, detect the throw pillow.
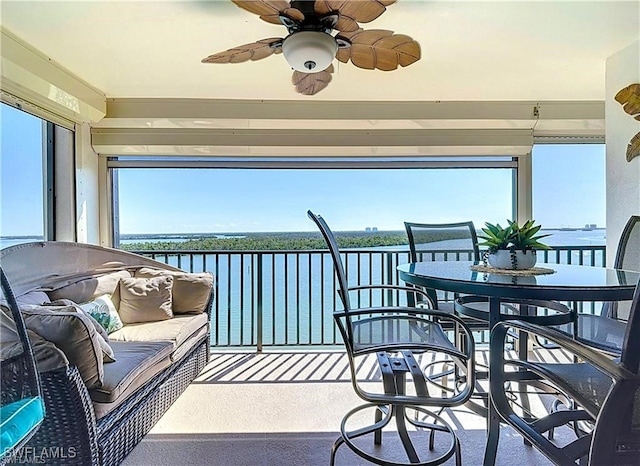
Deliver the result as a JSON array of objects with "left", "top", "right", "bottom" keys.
[
  {"left": 49, "top": 299, "right": 110, "bottom": 341},
  {"left": 135, "top": 268, "right": 213, "bottom": 314},
  {"left": 37, "top": 300, "right": 116, "bottom": 363},
  {"left": 78, "top": 294, "right": 124, "bottom": 334},
  {"left": 118, "top": 276, "right": 174, "bottom": 324},
  {"left": 48, "top": 270, "right": 132, "bottom": 309},
  {"left": 20, "top": 306, "right": 104, "bottom": 389}
]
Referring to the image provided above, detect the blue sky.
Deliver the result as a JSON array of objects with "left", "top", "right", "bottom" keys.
[
  {"left": 117, "top": 167, "right": 514, "bottom": 233},
  {"left": 1, "top": 103, "right": 606, "bottom": 236},
  {"left": 1, "top": 104, "right": 44, "bottom": 236}
]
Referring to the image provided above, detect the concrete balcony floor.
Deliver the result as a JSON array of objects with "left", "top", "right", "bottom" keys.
[{"left": 122, "top": 349, "right": 573, "bottom": 466}]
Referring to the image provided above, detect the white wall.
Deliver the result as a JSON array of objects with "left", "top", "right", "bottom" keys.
[{"left": 605, "top": 40, "right": 640, "bottom": 265}]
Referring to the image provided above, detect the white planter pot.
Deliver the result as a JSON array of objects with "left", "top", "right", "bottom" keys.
[
  {"left": 487, "top": 249, "right": 537, "bottom": 270},
  {"left": 487, "top": 273, "right": 538, "bottom": 285}
]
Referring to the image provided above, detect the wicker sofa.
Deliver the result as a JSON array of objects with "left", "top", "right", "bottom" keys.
[{"left": 0, "top": 242, "right": 213, "bottom": 466}]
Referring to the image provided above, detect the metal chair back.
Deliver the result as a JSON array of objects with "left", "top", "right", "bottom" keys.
[
  {"left": 615, "top": 215, "right": 640, "bottom": 271},
  {"left": 307, "top": 210, "right": 351, "bottom": 310},
  {"left": 620, "top": 282, "right": 640, "bottom": 373},
  {"left": 404, "top": 221, "right": 481, "bottom": 263},
  {"left": 608, "top": 215, "right": 640, "bottom": 320},
  {"left": 404, "top": 221, "right": 480, "bottom": 309}
]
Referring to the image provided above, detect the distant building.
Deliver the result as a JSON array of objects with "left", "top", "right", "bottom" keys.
[
  {"left": 372, "top": 227, "right": 378, "bottom": 232},
  {"left": 365, "top": 227, "right": 371, "bottom": 232}
]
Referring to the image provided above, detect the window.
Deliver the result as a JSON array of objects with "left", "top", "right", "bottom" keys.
[
  {"left": 532, "top": 143, "right": 606, "bottom": 247},
  {"left": 111, "top": 166, "right": 515, "bottom": 244},
  {"left": 0, "top": 104, "right": 48, "bottom": 248}
]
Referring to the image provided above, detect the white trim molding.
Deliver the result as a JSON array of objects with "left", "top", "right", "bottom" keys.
[
  {"left": 1, "top": 27, "right": 106, "bottom": 124},
  {"left": 91, "top": 98, "right": 604, "bottom": 158}
]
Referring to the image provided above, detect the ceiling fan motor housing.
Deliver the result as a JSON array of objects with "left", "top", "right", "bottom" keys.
[{"left": 282, "top": 31, "right": 338, "bottom": 73}]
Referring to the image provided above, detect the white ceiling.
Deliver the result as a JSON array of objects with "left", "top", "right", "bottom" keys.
[{"left": 1, "top": 0, "right": 638, "bottom": 102}]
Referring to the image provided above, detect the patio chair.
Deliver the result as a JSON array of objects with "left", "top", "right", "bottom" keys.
[
  {"left": 308, "top": 210, "right": 476, "bottom": 466},
  {"left": 403, "top": 221, "right": 489, "bottom": 330},
  {"left": 0, "top": 267, "right": 45, "bottom": 465},
  {"left": 490, "top": 277, "right": 640, "bottom": 465},
  {"left": 551, "top": 215, "right": 640, "bottom": 354}
]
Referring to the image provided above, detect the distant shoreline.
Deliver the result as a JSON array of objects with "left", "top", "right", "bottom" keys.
[
  {"left": 117, "top": 227, "right": 607, "bottom": 239},
  {"left": 1, "top": 228, "right": 607, "bottom": 250}
]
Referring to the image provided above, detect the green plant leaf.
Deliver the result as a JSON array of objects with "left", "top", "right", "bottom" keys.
[{"left": 480, "top": 219, "right": 550, "bottom": 251}]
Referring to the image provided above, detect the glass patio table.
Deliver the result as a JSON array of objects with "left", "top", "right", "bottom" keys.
[{"left": 397, "top": 260, "right": 640, "bottom": 466}]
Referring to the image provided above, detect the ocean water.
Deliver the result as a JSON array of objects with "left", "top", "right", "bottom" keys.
[{"left": 538, "top": 229, "right": 605, "bottom": 247}]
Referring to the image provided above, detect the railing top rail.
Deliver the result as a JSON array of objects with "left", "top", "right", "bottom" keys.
[{"left": 127, "top": 245, "right": 605, "bottom": 255}]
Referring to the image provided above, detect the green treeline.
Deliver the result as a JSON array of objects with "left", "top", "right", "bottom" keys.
[
  {"left": 119, "top": 229, "right": 469, "bottom": 252},
  {"left": 120, "top": 231, "right": 408, "bottom": 251}
]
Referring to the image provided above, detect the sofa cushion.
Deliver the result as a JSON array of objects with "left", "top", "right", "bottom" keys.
[
  {"left": 109, "top": 313, "right": 207, "bottom": 347},
  {"left": 48, "top": 299, "right": 110, "bottom": 341},
  {"left": 118, "top": 276, "right": 174, "bottom": 324},
  {"left": 1, "top": 307, "right": 68, "bottom": 373},
  {"left": 48, "top": 270, "right": 131, "bottom": 309},
  {"left": 35, "top": 300, "right": 116, "bottom": 363},
  {"left": 20, "top": 306, "right": 104, "bottom": 389},
  {"left": 90, "top": 341, "right": 173, "bottom": 419},
  {"left": 0, "top": 397, "right": 45, "bottom": 454},
  {"left": 15, "top": 291, "right": 51, "bottom": 308},
  {"left": 109, "top": 313, "right": 208, "bottom": 361},
  {"left": 28, "top": 329, "right": 70, "bottom": 372},
  {"left": 169, "top": 324, "right": 209, "bottom": 362},
  {"left": 135, "top": 268, "right": 213, "bottom": 314}
]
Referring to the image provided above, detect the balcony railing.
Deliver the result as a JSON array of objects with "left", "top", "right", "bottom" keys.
[{"left": 130, "top": 246, "right": 606, "bottom": 350}]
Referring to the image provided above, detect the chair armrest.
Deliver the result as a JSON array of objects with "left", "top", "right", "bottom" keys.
[
  {"left": 347, "top": 284, "right": 436, "bottom": 308},
  {"left": 492, "top": 319, "right": 633, "bottom": 381},
  {"left": 333, "top": 305, "right": 473, "bottom": 334}
]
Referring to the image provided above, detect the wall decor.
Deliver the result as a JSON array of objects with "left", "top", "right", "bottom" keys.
[{"left": 614, "top": 83, "right": 640, "bottom": 162}]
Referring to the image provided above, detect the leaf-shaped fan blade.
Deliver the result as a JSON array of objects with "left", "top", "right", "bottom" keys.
[
  {"left": 336, "top": 29, "right": 420, "bottom": 71},
  {"left": 202, "top": 38, "right": 282, "bottom": 64},
  {"left": 615, "top": 83, "right": 640, "bottom": 118},
  {"left": 315, "top": 0, "right": 396, "bottom": 32},
  {"left": 232, "top": 0, "right": 304, "bottom": 25},
  {"left": 626, "top": 131, "right": 640, "bottom": 162},
  {"left": 292, "top": 64, "right": 334, "bottom": 95}
]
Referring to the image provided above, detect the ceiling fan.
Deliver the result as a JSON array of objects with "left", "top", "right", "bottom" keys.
[{"left": 202, "top": 0, "right": 421, "bottom": 95}]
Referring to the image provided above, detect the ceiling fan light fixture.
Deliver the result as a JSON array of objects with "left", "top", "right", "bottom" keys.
[{"left": 282, "top": 31, "right": 337, "bottom": 73}]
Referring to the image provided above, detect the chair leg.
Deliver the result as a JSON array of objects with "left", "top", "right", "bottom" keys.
[
  {"left": 338, "top": 403, "right": 460, "bottom": 466},
  {"left": 483, "top": 403, "right": 501, "bottom": 466},
  {"left": 455, "top": 437, "right": 462, "bottom": 466},
  {"left": 330, "top": 435, "right": 344, "bottom": 466},
  {"left": 374, "top": 405, "right": 383, "bottom": 445},
  {"left": 395, "top": 404, "right": 421, "bottom": 463}
]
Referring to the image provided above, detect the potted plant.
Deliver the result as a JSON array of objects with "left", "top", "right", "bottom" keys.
[{"left": 477, "top": 220, "right": 551, "bottom": 270}]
